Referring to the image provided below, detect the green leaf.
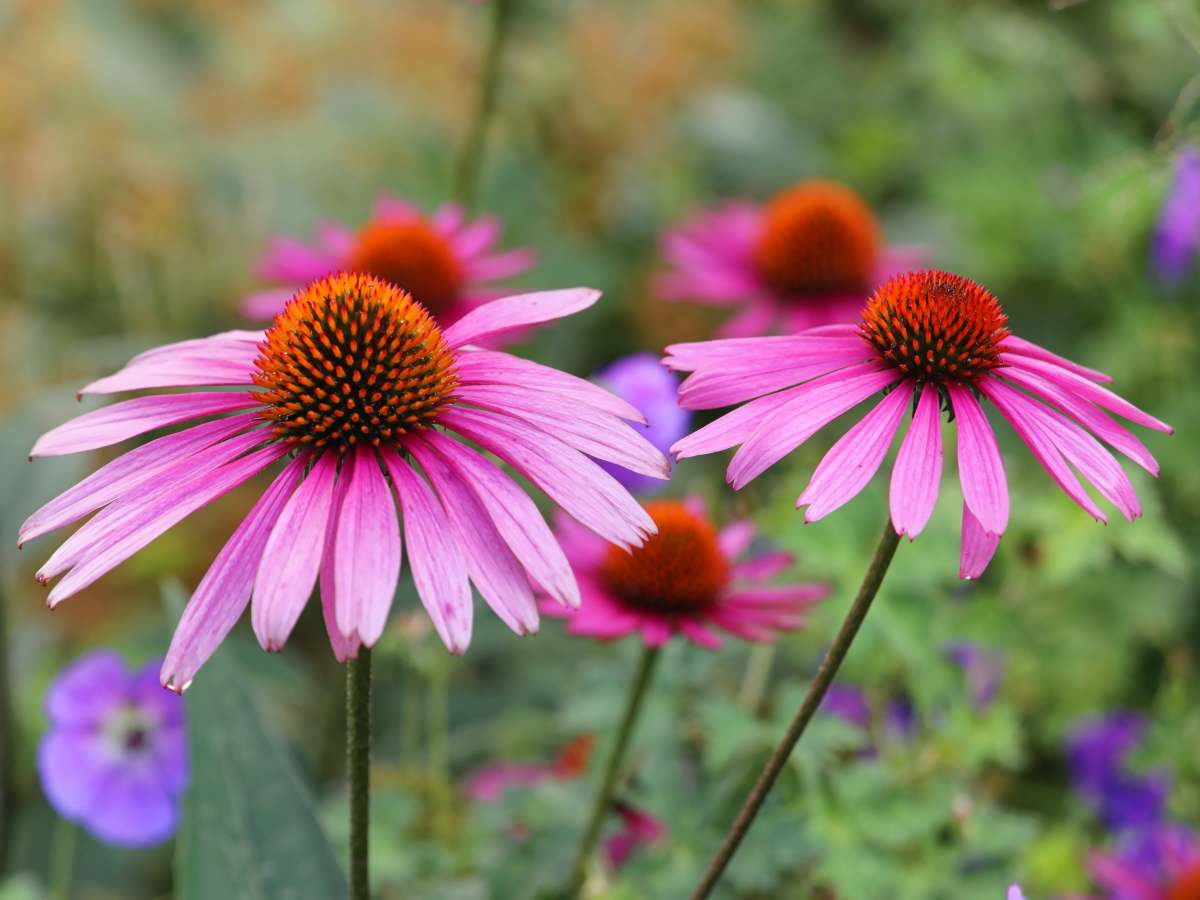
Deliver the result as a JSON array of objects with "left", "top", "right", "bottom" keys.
[{"left": 176, "top": 644, "right": 346, "bottom": 900}]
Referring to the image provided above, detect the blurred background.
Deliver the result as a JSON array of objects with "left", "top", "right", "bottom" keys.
[{"left": 1, "top": 0, "right": 1197, "bottom": 897}]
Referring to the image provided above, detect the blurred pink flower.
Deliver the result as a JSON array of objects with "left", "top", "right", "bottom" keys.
[
  {"left": 540, "top": 496, "right": 828, "bottom": 648},
  {"left": 465, "top": 735, "right": 595, "bottom": 802},
  {"left": 244, "top": 196, "right": 534, "bottom": 338},
  {"left": 22, "top": 274, "right": 666, "bottom": 688},
  {"left": 1088, "top": 826, "right": 1200, "bottom": 900},
  {"left": 655, "top": 180, "right": 921, "bottom": 337},
  {"left": 666, "top": 270, "right": 1172, "bottom": 579},
  {"left": 604, "top": 803, "right": 667, "bottom": 870}
]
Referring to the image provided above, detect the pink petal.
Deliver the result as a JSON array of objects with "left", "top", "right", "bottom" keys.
[
  {"left": 81, "top": 343, "right": 259, "bottom": 395},
  {"left": 449, "top": 216, "right": 500, "bottom": 258},
  {"left": 798, "top": 382, "right": 913, "bottom": 522},
  {"left": 678, "top": 619, "right": 723, "bottom": 649},
  {"left": 731, "top": 551, "right": 794, "bottom": 582},
  {"left": 717, "top": 520, "right": 755, "bottom": 560},
  {"left": 714, "top": 302, "right": 777, "bottom": 338},
  {"left": 20, "top": 412, "right": 257, "bottom": 546},
  {"left": 947, "top": 385, "right": 1009, "bottom": 536},
  {"left": 251, "top": 452, "right": 340, "bottom": 651},
  {"left": 242, "top": 289, "right": 297, "bottom": 321},
  {"left": 463, "top": 248, "right": 536, "bottom": 283},
  {"left": 959, "top": 504, "right": 1000, "bottom": 580},
  {"left": 729, "top": 364, "right": 899, "bottom": 490},
  {"left": 127, "top": 331, "right": 263, "bottom": 366},
  {"left": 373, "top": 195, "right": 421, "bottom": 221},
  {"left": 255, "top": 236, "right": 341, "bottom": 283},
  {"left": 1000, "top": 335, "right": 1112, "bottom": 384},
  {"left": 889, "top": 386, "right": 943, "bottom": 539},
  {"left": 430, "top": 202, "right": 465, "bottom": 234},
  {"left": 442, "top": 288, "right": 601, "bottom": 348},
  {"left": 161, "top": 458, "right": 306, "bottom": 690},
  {"left": 319, "top": 565, "right": 362, "bottom": 664},
  {"left": 440, "top": 407, "right": 655, "bottom": 550},
  {"left": 640, "top": 618, "right": 674, "bottom": 647},
  {"left": 381, "top": 450, "right": 473, "bottom": 654},
  {"left": 329, "top": 446, "right": 402, "bottom": 646},
  {"left": 31, "top": 393, "right": 257, "bottom": 457},
  {"left": 552, "top": 510, "right": 610, "bottom": 572},
  {"left": 419, "top": 432, "right": 579, "bottom": 608},
  {"left": 670, "top": 388, "right": 798, "bottom": 460}
]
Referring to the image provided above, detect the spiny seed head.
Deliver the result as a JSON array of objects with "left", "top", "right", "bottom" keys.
[
  {"left": 752, "top": 180, "right": 880, "bottom": 297},
  {"left": 860, "top": 270, "right": 1009, "bottom": 385},
  {"left": 600, "top": 501, "right": 730, "bottom": 612},
  {"left": 346, "top": 219, "right": 464, "bottom": 315},
  {"left": 253, "top": 272, "right": 458, "bottom": 450}
]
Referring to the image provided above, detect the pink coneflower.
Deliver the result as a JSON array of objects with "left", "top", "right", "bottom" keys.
[
  {"left": 666, "top": 270, "right": 1172, "bottom": 579},
  {"left": 540, "top": 497, "right": 828, "bottom": 648},
  {"left": 243, "top": 196, "right": 534, "bottom": 330},
  {"left": 21, "top": 273, "right": 666, "bottom": 690},
  {"left": 1089, "top": 826, "right": 1200, "bottom": 900},
  {"left": 656, "top": 181, "right": 920, "bottom": 337}
]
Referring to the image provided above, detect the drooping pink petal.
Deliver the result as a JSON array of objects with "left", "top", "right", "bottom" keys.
[
  {"left": 729, "top": 365, "right": 899, "bottom": 490},
  {"left": 552, "top": 510, "right": 610, "bottom": 572},
  {"left": 430, "top": 202, "right": 465, "bottom": 234},
  {"left": 418, "top": 432, "right": 579, "bottom": 608},
  {"left": 959, "top": 504, "right": 1001, "bottom": 580},
  {"left": 319, "top": 561, "right": 363, "bottom": 664},
  {"left": 406, "top": 442, "right": 538, "bottom": 636},
  {"left": 798, "top": 381, "right": 913, "bottom": 523},
  {"left": 161, "top": 457, "right": 306, "bottom": 690},
  {"left": 454, "top": 350, "right": 646, "bottom": 423},
  {"left": 454, "top": 383, "right": 669, "bottom": 479},
  {"left": 678, "top": 619, "right": 723, "bottom": 649},
  {"left": 31, "top": 393, "right": 257, "bottom": 457},
  {"left": 640, "top": 618, "right": 674, "bottom": 647},
  {"left": 999, "top": 334, "right": 1112, "bottom": 384},
  {"left": 946, "top": 385, "right": 1009, "bottom": 536},
  {"left": 251, "top": 452, "right": 340, "bottom": 651},
  {"left": 329, "top": 446, "right": 402, "bottom": 646},
  {"left": 450, "top": 216, "right": 500, "bottom": 258},
  {"left": 463, "top": 248, "right": 536, "bottom": 283},
  {"left": 242, "top": 289, "right": 298, "bottom": 321},
  {"left": 442, "top": 289, "right": 601, "bottom": 348},
  {"left": 381, "top": 450, "right": 473, "bottom": 654},
  {"left": 669, "top": 388, "right": 798, "bottom": 460},
  {"left": 20, "top": 413, "right": 258, "bottom": 546},
  {"left": 46, "top": 441, "right": 287, "bottom": 606},
  {"left": 731, "top": 551, "right": 794, "bottom": 582},
  {"left": 562, "top": 580, "right": 643, "bottom": 640},
  {"left": 441, "top": 408, "right": 655, "bottom": 549},
  {"left": 889, "top": 386, "right": 943, "bottom": 539},
  {"left": 255, "top": 236, "right": 341, "bottom": 283},
  {"left": 717, "top": 520, "right": 755, "bottom": 560}
]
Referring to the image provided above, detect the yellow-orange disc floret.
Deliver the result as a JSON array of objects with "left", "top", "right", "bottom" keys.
[
  {"left": 752, "top": 181, "right": 880, "bottom": 297},
  {"left": 600, "top": 501, "right": 730, "bottom": 611},
  {"left": 346, "top": 220, "right": 464, "bottom": 315},
  {"left": 253, "top": 272, "right": 458, "bottom": 450},
  {"left": 860, "top": 270, "right": 1009, "bottom": 385}
]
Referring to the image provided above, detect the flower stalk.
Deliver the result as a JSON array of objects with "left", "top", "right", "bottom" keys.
[
  {"left": 347, "top": 647, "right": 373, "bottom": 900},
  {"left": 453, "top": 0, "right": 516, "bottom": 210},
  {"left": 689, "top": 518, "right": 901, "bottom": 900},
  {"left": 564, "top": 644, "right": 661, "bottom": 898}
]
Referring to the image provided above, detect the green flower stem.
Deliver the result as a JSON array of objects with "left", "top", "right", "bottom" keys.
[
  {"left": 564, "top": 644, "right": 661, "bottom": 898},
  {"left": 48, "top": 817, "right": 77, "bottom": 900},
  {"left": 452, "top": 0, "right": 515, "bottom": 209},
  {"left": 0, "top": 573, "right": 14, "bottom": 871},
  {"left": 347, "top": 647, "right": 373, "bottom": 900},
  {"left": 689, "top": 518, "right": 902, "bottom": 900}
]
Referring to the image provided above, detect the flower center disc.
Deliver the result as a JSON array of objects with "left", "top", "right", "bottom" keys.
[
  {"left": 253, "top": 272, "right": 458, "bottom": 450},
  {"left": 752, "top": 181, "right": 880, "bottom": 297},
  {"left": 600, "top": 501, "right": 730, "bottom": 612},
  {"left": 859, "top": 270, "right": 1009, "bottom": 384},
  {"left": 1168, "top": 864, "right": 1200, "bottom": 900},
  {"left": 346, "top": 220, "right": 464, "bottom": 315}
]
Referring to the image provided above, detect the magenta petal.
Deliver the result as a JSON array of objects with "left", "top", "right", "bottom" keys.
[
  {"left": 80, "top": 342, "right": 259, "bottom": 395},
  {"left": 960, "top": 504, "right": 1001, "bottom": 579},
  {"left": 450, "top": 216, "right": 500, "bottom": 258},
  {"left": 330, "top": 447, "right": 402, "bottom": 646},
  {"left": 731, "top": 552, "right": 794, "bottom": 582},
  {"left": 251, "top": 452, "right": 339, "bottom": 651},
  {"left": 717, "top": 520, "right": 754, "bottom": 560},
  {"left": 463, "top": 248, "right": 536, "bottom": 283},
  {"left": 242, "top": 288, "right": 297, "bottom": 321},
  {"left": 999, "top": 334, "right": 1112, "bottom": 384},
  {"left": 670, "top": 388, "right": 798, "bottom": 459},
  {"left": 889, "top": 386, "right": 943, "bottom": 539},
  {"left": 798, "top": 382, "right": 913, "bottom": 522},
  {"left": 382, "top": 450, "right": 473, "bottom": 654},
  {"left": 947, "top": 385, "right": 1009, "bottom": 536},
  {"left": 162, "top": 458, "right": 306, "bottom": 690},
  {"left": 442, "top": 288, "right": 601, "bottom": 348},
  {"left": 31, "top": 392, "right": 257, "bottom": 457},
  {"left": 255, "top": 236, "right": 341, "bottom": 283}
]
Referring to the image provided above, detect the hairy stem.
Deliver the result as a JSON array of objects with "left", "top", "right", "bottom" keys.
[{"left": 347, "top": 647, "right": 373, "bottom": 900}]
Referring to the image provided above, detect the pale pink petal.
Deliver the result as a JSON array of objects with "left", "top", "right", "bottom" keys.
[
  {"left": 442, "top": 288, "right": 601, "bottom": 348},
  {"left": 251, "top": 452, "right": 340, "bottom": 651},
  {"left": 999, "top": 335, "right": 1112, "bottom": 383},
  {"left": 373, "top": 195, "right": 421, "bottom": 221},
  {"left": 946, "top": 385, "right": 1009, "bottom": 536},
  {"left": 678, "top": 619, "right": 723, "bottom": 649},
  {"left": 80, "top": 354, "right": 257, "bottom": 395},
  {"left": 242, "top": 289, "right": 297, "bottom": 321},
  {"left": 717, "top": 520, "right": 755, "bottom": 560},
  {"left": 731, "top": 552, "right": 793, "bottom": 582},
  {"left": 255, "top": 237, "right": 340, "bottom": 283},
  {"left": 440, "top": 407, "right": 655, "bottom": 550},
  {"left": 127, "top": 331, "right": 263, "bottom": 366},
  {"left": 714, "top": 302, "right": 776, "bottom": 338},
  {"left": 319, "top": 568, "right": 362, "bottom": 663},
  {"left": 798, "top": 382, "right": 913, "bottom": 522},
  {"left": 420, "top": 432, "right": 578, "bottom": 607},
  {"left": 729, "top": 364, "right": 898, "bottom": 490},
  {"left": 382, "top": 450, "right": 473, "bottom": 654},
  {"left": 463, "top": 249, "right": 536, "bottom": 283},
  {"left": 430, "top": 203, "right": 465, "bottom": 234},
  {"left": 889, "top": 387, "right": 943, "bottom": 539},
  {"left": 161, "top": 457, "right": 306, "bottom": 690},
  {"left": 405, "top": 442, "right": 536, "bottom": 637},
  {"left": 959, "top": 504, "right": 1001, "bottom": 580},
  {"left": 450, "top": 216, "right": 500, "bottom": 258},
  {"left": 670, "top": 389, "right": 797, "bottom": 460},
  {"left": 639, "top": 619, "right": 673, "bottom": 647},
  {"left": 330, "top": 447, "right": 402, "bottom": 646},
  {"left": 31, "top": 393, "right": 257, "bottom": 457},
  {"left": 663, "top": 333, "right": 863, "bottom": 372},
  {"left": 20, "top": 412, "right": 257, "bottom": 546}
]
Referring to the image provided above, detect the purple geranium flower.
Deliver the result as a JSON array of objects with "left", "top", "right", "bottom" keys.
[
  {"left": 593, "top": 354, "right": 691, "bottom": 495},
  {"left": 944, "top": 641, "right": 1005, "bottom": 710},
  {"left": 38, "top": 650, "right": 187, "bottom": 847},
  {"left": 820, "top": 683, "right": 871, "bottom": 730},
  {"left": 1152, "top": 148, "right": 1200, "bottom": 285},
  {"left": 1068, "top": 712, "right": 1168, "bottom": 833}
]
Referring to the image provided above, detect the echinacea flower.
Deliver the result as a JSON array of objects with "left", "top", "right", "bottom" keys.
[
  {"left": 1089, "top": 826, "right": 1200, "bottom": 900},
  {"left": 1069, "top": 712, "right": 1169, "bottom": 833},
  {"left": 243, "top": 196, "right": 534, "bottom": 330},
  {"left": 1151, "top": 148, "right": 1200, "bottom": 286},
  {"left": 465, "top": 735, "right": 594, "bottom": 802},
  {"left": 592, "top": 354, "right": 691, "bottom": 495},
  {"left": 665, "top": 270, "right": 1173, "bottom": 579},
  {"left": 38, "top": 650, "right": 186, "bottom": 847},
  {"left": 540, "top": 497, "right": 828, "bottom": 647},
  {"left": 22, "top": 274, "right": 667, "bottom": 689},
  {"left": 603, "top": 803, "right": 667, "bottom": 870},
  {"left": 656, "top": 180, "right": 920, "bottom": 337}
]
